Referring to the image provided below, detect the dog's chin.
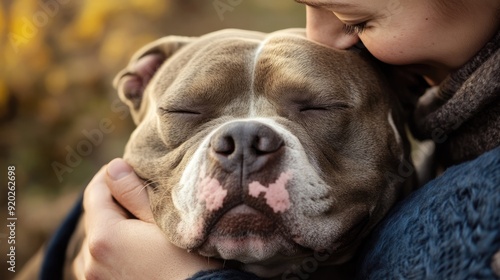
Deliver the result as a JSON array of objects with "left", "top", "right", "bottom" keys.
[
  {"left": 198, "top": 234, "right": 306, "bottom": 278},
  {"left": 196, "top": 205, "right": 303, "bottom": 263},
  {"left": 198, "top": 234, "right": 296, "bottom": 262}
]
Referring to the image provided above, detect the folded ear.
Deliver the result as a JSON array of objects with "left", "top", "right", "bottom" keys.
[{"left": 113, "top": 36, "right": 196, "bottom": 124}]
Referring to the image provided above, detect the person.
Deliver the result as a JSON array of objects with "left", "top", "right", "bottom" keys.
[{"left": 68, "top": 0, "right": 500, "bottom": 279}]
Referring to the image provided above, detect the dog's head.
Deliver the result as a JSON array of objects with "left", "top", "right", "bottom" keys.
[{"left": 114, "top": 29, "right": 414, "bottom": 277}]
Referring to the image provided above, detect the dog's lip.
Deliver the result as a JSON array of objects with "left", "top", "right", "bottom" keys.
[{"left": 208, "top": 205, "right": 277, "bottom": 237}]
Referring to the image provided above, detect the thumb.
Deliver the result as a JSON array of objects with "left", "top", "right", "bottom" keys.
[{"left": 105, "top": 158, "right": 155, "bottom": 223}]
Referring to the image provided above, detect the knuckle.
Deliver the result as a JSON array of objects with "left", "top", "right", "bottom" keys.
[
  {"left": 87, "top": 232, "right": 112, "bottom": 262},
  {"left": 84, "top": 266, "right": 103, "bottom": 280}
]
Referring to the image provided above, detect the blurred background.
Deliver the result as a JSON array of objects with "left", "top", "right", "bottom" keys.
[{"left": 0, "top": 0, "right": 305, "bottom": 277}]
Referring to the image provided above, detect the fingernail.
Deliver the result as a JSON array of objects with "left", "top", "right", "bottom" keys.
[{"left": 107, "top": 158, "right": 133, "bottom": 180}]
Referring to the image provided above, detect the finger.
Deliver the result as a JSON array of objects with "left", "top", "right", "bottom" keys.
[
  {"left": 78, "top": 237, "right": 114, "bottom": 280},
  {"left": 72, "top": 238, "right": 84, "bottom": 279},
  {"left": 106, "top": 158, "right": 155, "bottom": 223},
  {"left": 83, "top": 165, "right": 129, "bottom": 235},
  {"left": 72, "top": 237, "right": 90, "bottom": 280}
]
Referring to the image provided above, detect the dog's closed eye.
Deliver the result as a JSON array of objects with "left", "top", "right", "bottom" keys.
[
  {"left": 298, "top": 102, "right": 352, "bottom": 113},
  {"left": 159, "top": 107, "right": 201, "bottom": 115},
  {"left": 299, "top": 106, "right": 328, "bottom": 112}
]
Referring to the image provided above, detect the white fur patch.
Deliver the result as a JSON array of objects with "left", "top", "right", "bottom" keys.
[
  {"left": 387, "top": 110, "right": 402, "bottom": 146},
  {"left": 249, "top": 38, "right": 270, "bottom": 118}
]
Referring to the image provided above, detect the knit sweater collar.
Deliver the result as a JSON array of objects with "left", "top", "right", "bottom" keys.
[{"left": 414, "top": 29, "right": 500, "bottom": 165}]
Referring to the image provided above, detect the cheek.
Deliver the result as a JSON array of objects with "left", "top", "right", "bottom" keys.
[
  {"left": 360, "top": 29, "right": 432, "bottom": 66},
  {"left": 361, "top": 36, "right": 408, "bottom": 65}
]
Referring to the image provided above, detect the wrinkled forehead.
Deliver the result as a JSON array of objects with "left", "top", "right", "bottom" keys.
[
  {"left": 154, "top": 30, "right": 385, "bottom": 105},
  {"left": 253, "top": 34, "right": 384, "bottom": 103},
  {"left": 152, "top": 33, "right": 261, "bottom": 103}
]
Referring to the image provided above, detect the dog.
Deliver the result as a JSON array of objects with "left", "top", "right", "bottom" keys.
[
  {"left": 112, "top": 28, "right": 415, "bottom": 278},
  {"left": 19, "top": 28, "right": 416, "bottom": 280}
]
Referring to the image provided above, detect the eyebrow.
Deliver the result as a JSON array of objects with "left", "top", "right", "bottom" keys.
[{"left": 294, "top": 0, "right": 359, "bottom": 9}]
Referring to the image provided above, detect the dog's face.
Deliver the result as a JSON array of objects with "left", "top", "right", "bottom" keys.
[{"left": 114, "top": 29, "right": 413, "bottom": 277}]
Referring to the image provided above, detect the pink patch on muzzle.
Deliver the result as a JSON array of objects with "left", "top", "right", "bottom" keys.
[
  {"left": 197, "top": 177, "right": 228, "bottom": 211},
  {"left": 248, "top": 171, "right": 293, "bottom": 213}
]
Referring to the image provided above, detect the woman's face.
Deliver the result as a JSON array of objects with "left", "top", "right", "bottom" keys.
[{"left": 299, "top": 0, "right": 499, "bottom": 82}]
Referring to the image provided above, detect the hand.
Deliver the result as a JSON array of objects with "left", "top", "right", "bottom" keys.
[{"left": 72, "top": 158, "right": 222, "bottom": 279}]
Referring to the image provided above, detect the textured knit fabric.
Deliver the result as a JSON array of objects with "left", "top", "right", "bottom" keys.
[
  {"left": 413, "top": 30, "right": 500, "bottom": 166},
  {"left": 356, "top": 146, "right": 500, "bottom": 280}
]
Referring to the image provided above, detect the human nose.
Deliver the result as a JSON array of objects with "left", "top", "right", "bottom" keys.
[{"left": 305, "top": 6, "right": 360, "bottom": 49}]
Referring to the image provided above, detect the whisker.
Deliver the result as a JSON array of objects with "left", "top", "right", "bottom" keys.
[{"left": 139, "top": 180, "right": 155, "bottom": 192}]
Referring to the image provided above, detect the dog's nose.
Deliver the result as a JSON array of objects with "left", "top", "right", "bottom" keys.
[{"left": 210, "top": 121, "right": 284, "bottom": 173}]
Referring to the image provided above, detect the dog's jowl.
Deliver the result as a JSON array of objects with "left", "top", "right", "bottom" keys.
[{"left": 114, "top": 28, "right": 415, "bottom": 277}]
